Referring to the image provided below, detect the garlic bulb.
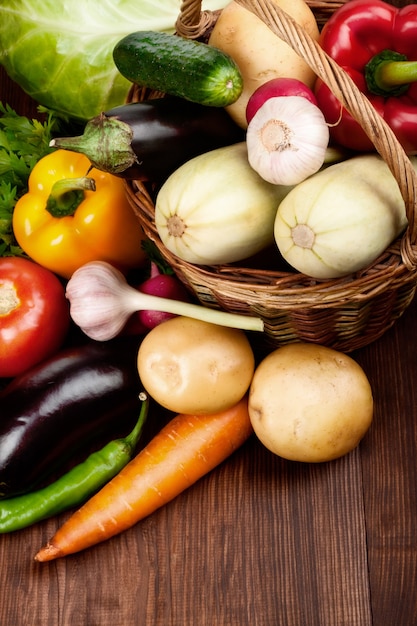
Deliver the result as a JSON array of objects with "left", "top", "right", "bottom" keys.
[
  {"left": 246, "top": 95, "right": 329, "bottom": 186},
  {"left": 65, "top": 261, "right": 264, "bottom": 340}
]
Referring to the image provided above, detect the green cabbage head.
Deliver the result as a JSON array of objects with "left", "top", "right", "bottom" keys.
[{"left": 0, "top": 0, "right": 227, "bottom": 120}]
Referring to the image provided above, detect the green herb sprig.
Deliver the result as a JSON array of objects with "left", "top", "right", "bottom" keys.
[{"left": 0, "top": 103, "right": 61, "bottom": 256}]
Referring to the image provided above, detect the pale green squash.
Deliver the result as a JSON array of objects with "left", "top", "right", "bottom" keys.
[
  {"left": 274, "top": 154, "right": 414, "bottom": 279},
  {"left": 155, "top": 142, "right": 292, "bottom": 265}
]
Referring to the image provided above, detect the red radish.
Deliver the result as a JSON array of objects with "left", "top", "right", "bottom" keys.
[
  {"left": 137, "top": 262, "right": 192, "bottom": 329},
  {"left": 107, "top": 263, "right": 191, "bottom": 335},
  {"left": 112, "top": 263, "right": 193, "bottom": 335},
  {"left": 246, "top": 77, "right": 318, "bottom": 124}
]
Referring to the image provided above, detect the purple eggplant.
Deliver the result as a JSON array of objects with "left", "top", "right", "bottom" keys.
[
  {"left": 0, "top": 339, "right": 142, "bottom": 498},
  {"left": 50, "top": 96, "right": 245, "bottom": 181}
]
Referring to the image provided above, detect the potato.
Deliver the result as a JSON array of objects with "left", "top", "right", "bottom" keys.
[
  {"left": 137, "top": 316, "right": 255, "bottom": 415},
  {"left": 208, "top": 0, "right": 320, "bottom": 128},
  {"left": 248, "top": 343, "right": 373, "bottom": 462}
]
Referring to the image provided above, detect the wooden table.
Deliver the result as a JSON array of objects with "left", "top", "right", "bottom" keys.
[{"left": 1, "top": 65, "right": 417, "bottom": 626}]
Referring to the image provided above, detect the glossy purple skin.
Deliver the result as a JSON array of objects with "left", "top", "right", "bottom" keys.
[
  {"left": 0, "top": 339, "right": 142, "bottom": 498},
  {"left": 105, "top": 96, "right": 244, "bottom": 181}
]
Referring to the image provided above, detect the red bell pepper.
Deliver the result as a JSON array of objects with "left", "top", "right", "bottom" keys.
[{"left": 315, "top": 0, "right": 417, "bottom": 153}]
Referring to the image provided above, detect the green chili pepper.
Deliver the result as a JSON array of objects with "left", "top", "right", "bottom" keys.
[{"left": 0, "top": 392, "right": 149, "bottom": 533}]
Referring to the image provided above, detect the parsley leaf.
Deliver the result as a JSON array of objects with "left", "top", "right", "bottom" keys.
[
  {"left": 141, "top": 239, "right": 175, "bottom": 276},
  {"left": 0, "top": 103, "right": 61, "bottom": 256}
]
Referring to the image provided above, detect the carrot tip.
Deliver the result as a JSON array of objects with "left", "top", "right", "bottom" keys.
[{"left": 34, "top": 543, "right": 61, "bottom": 562}]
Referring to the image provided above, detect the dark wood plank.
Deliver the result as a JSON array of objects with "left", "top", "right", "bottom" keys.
[
  {"left": 0, "top": 435, "right": 372, "bottom": 626},
  {"left": 1, "top": 65, "right": 39, "bottom": 117},
  {"left": 134, "top": 441, "right": 372, "bottom": 626},
  {"left": 357, "top": 304, "right": 417, "bottom": 626}
]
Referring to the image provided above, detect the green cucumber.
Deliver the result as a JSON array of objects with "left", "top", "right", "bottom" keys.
[{"left": 113, "top": 31, "right": 243, "bottom": 108}]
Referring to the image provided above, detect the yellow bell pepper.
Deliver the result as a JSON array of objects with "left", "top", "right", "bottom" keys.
[{"left": 13, "top": 149, "right": 147, "bottom": 279}]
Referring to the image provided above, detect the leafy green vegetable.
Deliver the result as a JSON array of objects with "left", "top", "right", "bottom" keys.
[
  {"left": 0, "top": 103, "right": 59, "bottom": 256},
  {"left": 0, "top": 0, "right": 228, "bottom": 121},
  {"left": 141, "top": 239, "right": 175, "bottom": 276}
]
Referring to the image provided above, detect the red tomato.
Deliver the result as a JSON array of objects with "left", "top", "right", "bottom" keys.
[{"left": 0, "top": 257, "right": 70, "bottom": 377}]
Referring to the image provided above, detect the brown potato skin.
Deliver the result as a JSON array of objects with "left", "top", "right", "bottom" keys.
[
  {"left": 248, "top": 343, "right": 373, "bottom": 462},
  {"left": 137, "top": 317, "right": 255, "bottom": 415}
]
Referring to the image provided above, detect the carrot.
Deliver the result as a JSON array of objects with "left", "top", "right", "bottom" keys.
[{"left": 34, "top": 395, "right": 252, "bottom": 561}]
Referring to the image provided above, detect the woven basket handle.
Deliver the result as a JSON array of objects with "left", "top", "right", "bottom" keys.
[{"left": 176, "top": 0, "right": 215, "bottom": 38}]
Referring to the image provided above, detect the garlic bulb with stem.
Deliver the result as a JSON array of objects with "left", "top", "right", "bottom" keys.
[
  {"left": 65, "top": 261, "right": 264, "bottom": 340},
  {"left": 246, "top": 95, "right": 329, "bottom": 186}
]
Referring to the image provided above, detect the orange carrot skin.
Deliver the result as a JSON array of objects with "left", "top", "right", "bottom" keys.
[{"left": 35, "top": 396, "right": 252, "bottom": 561}]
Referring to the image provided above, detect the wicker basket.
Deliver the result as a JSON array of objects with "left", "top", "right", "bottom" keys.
[{"left": 124, "top": 0, "right": 417, "bottom": 353}]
